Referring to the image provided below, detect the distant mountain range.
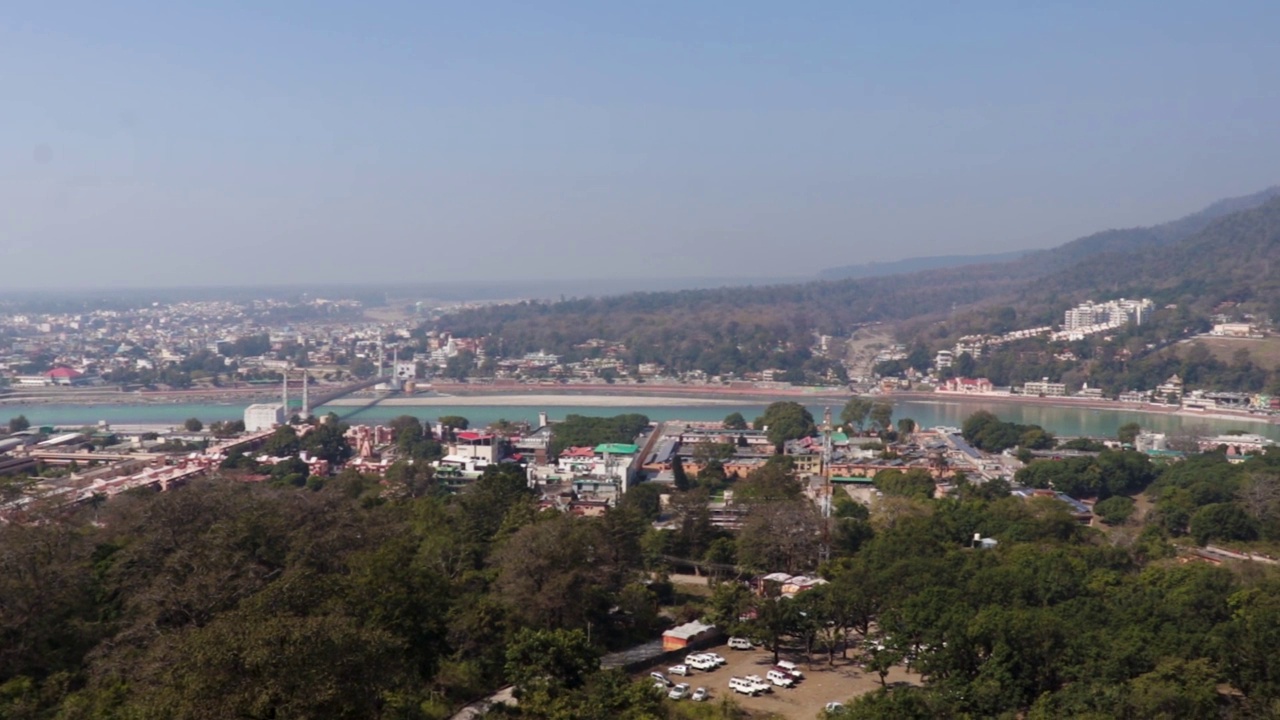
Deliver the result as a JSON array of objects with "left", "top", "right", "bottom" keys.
[
  {"left": 436, "top": 185, "right": 1280, "bottom": 376},
  {"left": 1030, "top": 194, "right": 1280, "bottom": 312},
  {"left": 820, "top": 185, "right": 1280, "bottom": 284},
  {"left": 819, "top": 251, "right": 1031, "bottom": 281}
]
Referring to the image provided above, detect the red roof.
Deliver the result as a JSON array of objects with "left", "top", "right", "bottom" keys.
[
  {"left": 455, "top": 431, "right": 493, "bottom": 442},
  {"left": 46, "top": 367, "right": 82, "bottom": 378},
  {"left": 562, "top": 446, "right": 596, "bottom": 457}
]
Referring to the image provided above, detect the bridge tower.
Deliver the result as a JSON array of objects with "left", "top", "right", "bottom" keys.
[
  {"left": 818, "top": 406, "right": 834, "bottom": 564},
  {"left": 301, "top": 370, "right": 310, "bottom": 419}
]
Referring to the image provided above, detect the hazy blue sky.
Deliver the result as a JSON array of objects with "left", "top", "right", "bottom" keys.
[{"left": 4, "top": 1, "right": 1280, "bottom": 289}]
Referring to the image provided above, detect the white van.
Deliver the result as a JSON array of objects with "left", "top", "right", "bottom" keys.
[
  {"left": 743, "top": 675, "right": 772, "bottom": 693},
  {"left": 727, "top": 637, "right": 753, "bottom": 650},
  {"left": 766, "top": 670, "right": 795, "bottom": 688},
  {"left": 728, "top": 677, "right": 761, "bottom": 696},
  {"left": 775, "top": 660, "right": 804, "bottom": 678},
  {"left": 686, "top": 655, "right": 717, "bottom": 671}
]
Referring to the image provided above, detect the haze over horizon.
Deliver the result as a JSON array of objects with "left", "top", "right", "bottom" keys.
[{"left": 5, "top": 1, "right": 1280, "bottom": 290}]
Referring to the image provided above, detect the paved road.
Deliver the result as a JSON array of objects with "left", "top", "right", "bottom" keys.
[{"left": 449, "top": 686, "right": 516, "bottom": 720}]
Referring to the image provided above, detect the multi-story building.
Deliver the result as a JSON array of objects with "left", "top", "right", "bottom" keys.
[
  {"left": 1063, "top": 298, "right": 1154, "bottom": 331},
  {"left": 1023, "top": 378, "right": 1067, "bottom": 397}
]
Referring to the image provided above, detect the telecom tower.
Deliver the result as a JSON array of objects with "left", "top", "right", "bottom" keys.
[{"left": 818, "top": 406, "right": 834, "bottom": 564}]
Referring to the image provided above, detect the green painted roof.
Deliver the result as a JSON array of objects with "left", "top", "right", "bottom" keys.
[
  {"left": 595, "top": 443, "right": 639, "bottom": 455},
  {"left": 831, "top": 432, "right": 850, "bottom": 443},
  {"left": 831, "top": 476, "right": 875, "bottom": 484}
]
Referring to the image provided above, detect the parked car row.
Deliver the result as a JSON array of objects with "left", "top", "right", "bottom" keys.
[
  {"left": 665, "top": 651, "right": 727, "bottom": 679},
  {"left": 653, "top": 680, "right": 709, "bottom": 702}
]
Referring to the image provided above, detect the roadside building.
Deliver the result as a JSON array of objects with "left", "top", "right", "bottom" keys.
[
  {"left": 1023, "top": 378, "right": 1067, "bottom": 397},
  {"left": 244, "top": 404, "right": 285, "bottom": 432},
  {"left": 661, "top": 620, "right": 719, "bottom": 652}
]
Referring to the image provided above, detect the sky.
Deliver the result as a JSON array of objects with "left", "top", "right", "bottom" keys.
[{"left": 4, "top": 1, "right": 1280, "bottom": 290}]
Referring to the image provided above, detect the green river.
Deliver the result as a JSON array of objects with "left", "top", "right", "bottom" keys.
[{"left": 3, "top": 397, "right": 1275, "bottom": 439}]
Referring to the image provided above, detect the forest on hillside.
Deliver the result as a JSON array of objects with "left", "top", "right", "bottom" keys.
[{"left": 435, "top": 191, "right": 1280, "bottom": 377}]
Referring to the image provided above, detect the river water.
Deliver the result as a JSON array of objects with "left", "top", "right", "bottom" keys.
[{"left": 3, "top": 397, "right": 1275, "bottom": 439}]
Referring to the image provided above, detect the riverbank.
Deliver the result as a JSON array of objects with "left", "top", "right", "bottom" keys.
[
  {"left": 886, "top": 390, "right": 1278, "bottom": 428},
  {"left": 424, "top": 382, "right": 852, "bottom": 399},
  {"left": 326, "top": 394, "right": 747, "bottom": 408}
]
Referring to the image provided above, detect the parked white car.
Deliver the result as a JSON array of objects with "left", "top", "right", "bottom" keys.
[
  {"left": 668, "top": 683, "right": 690, "bottom": 700},
  {"left": 650, "top": 671, "right": 671, "bottom": 686},
  {"left": 691, "top": 687, "right": 708, "bottom": 702},
  {"left": 826, "top": 701, "right": 845, "bottom": 712},
  {"left": 766, "top": 669, "right": 795, "bottom": 688},
  {"left": 668, "top": 664, "right": 691, "bottom": 676},
  {"left": 743, "top": 675, "right": 772, "bottom": 693},
  {"left": 703, "top": 652, "right": 727, "bottom": 665},
  {"left": 727, "top": 637, "right": 753, "bottom": 650},
  {"left": 728, "top": 677, "right": 762, "bottom": 696},
  {"left": 773, "top": 665, "right": 803, "bottom": 681},
  {"left": 775, "top": 660, "right": 804, "bottom": 679},
  {"left": 685, "top": 655, "right": 717, "bottom": 671}
]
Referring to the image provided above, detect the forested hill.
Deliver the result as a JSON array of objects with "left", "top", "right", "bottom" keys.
[
  {"left": 1028, "top": 195, "right": 1280, "bottom": 314},
  {"left": 818, "top": 250, "right": 1029, "bottom": 280},
  {"left": 435, "top": 188, "right": 1280, "bottom": 372}
]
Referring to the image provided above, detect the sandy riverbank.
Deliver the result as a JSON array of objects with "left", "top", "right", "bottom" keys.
[
  {"left": 887, "top": 391, "right": 1278, "bottom": 427},
  {"left": 324, "top": 394, "right": 747, "bottom": 408}
]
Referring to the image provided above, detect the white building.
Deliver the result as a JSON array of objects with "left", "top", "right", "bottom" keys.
[
  {"left": 934, "top": 350, "right": 954, "bottom": 370},
  {"left": 1023, "top": 378, "right": 1067, "bottom": 397},
  {"left": 244, "top": 404, "right": 285, "bottom": 432},
  {"left": 1063, "top": 298, "right": 1154, "bottom": 331},
  {"left": 394, "top": 361, "right": 417, "bottom": 380},
  {"left": 1211, "top": 323, "right": 1256, "bottom": 338}
]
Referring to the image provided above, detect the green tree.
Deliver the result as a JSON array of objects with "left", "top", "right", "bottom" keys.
[
  {"left": 299, "top": 422, "right": 353, "bottom": 465},
  {"left": 1189, "top": 503, "right": 1258, "bottom": 545},
  {"left": 672, "top": 455, "right": 691, "bottom": 492},
  {"left": 494, "top": 515, "right": 614, "bottom": 629},
  {"left": 873, "top": 469, "right": 935, "bottom": 500},
  {"left": 349, "top": 356, "right": 377, "bottom": 379},
  {"left": 723, "top": 412, "right": 748, "bottom": 430},
  {"left": 1125, "top": 657, "right": 1221, "bottom": 720},
  {"left": 756, "top": 401, "right": 817, "bottom": 451},
  {"left": 896, "top": 418, "right": 916, "bottom": 439},
  {"left": 841, "top": 398, "right": 874, "bottom": 432},
  {"left": 182, "top": 418, "right": 203, "bottom": 432},
  {"left": 261, "top": 424, "right": 301, "bottom": 457},
  {"left": 1117, "top": 422, "right": 1142, "bottom": 446},
  {"left": 618, "top": 482, "right": 663, "bottom": 522},
  {"left": 7, "top": 415, "right": 30, "bottom": 434},
  {"left": 1093, "top": 495, "right": 1135, "bottom": 525},
  {"left": 438, "top": 415, "right": 470, "bottom": 431},
  {"left": 869, "top": 402, "right": 894, "bottom": 433},
  {"left": 505, "top": 627, "right": 600, "bottom": 703},
  {"left": 1219, "top": 585, "right": 1280, "bottom": 704},
  {"left": 443, "top": 350, "right": 476, "bottom": 380}
]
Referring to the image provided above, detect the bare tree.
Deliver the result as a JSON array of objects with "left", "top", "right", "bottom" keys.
[{"left": 1239, "top": 472, "right": 1280, "bottom": 521}]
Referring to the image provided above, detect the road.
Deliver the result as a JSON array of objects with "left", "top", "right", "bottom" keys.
[{"left": 449, "top": 686, "right": 516, "bottom": 720}]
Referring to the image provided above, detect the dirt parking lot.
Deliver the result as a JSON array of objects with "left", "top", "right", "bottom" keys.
[{"left": 650, "top": 644, "right": 921, "bottom": 719}]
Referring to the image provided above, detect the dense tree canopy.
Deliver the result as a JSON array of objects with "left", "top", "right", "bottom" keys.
[
  {"left": 550, "top": 414, "right": 650, "bottom": 455},
  {"left": 754, "top": 401, "right": 817, "bottom": 450}
]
